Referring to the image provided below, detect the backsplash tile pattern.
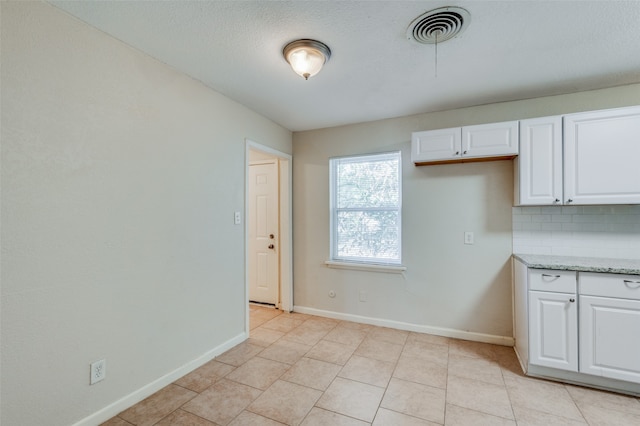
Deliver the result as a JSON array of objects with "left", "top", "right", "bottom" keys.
[{"left": 512, "top": 205, "right": 640, "bottom": 259}]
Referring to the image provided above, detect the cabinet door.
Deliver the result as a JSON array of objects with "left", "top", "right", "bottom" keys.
[
  {"left": 516, "top": 116, "right": 563, "bottom": 205},
  {"left": 461, "top": 121, "right": 518, "bottom": 159},
  {"left": 411, "top": 127, "right": 461, "bottom": 164},
  {"left": 529, "top": 291, "right": 578, "bottom": 371},
  {"left": 580, "top": 295, "right": 640, "bottom": 384},
  {"left": 513, "top": 260, "right": 529, "bottom": 370},
  {"left": 564, "top": 106, "right": 640, "bottom": 204}
]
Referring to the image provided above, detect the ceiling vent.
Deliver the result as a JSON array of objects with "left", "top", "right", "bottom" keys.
[{"left": 407, "top": 6, "right": 470, "bottom": 44}]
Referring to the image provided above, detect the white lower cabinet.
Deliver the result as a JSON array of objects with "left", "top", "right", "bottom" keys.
[
  {"left": 578, "top": 271, "right": 640, "bottom": 384},
  {"left": 529, "top": 291, "right": 578, "bottom": 372},
  {"left": 513, "top": 259, "right": 640, "bottom": 393},
  {"left": 580, "top": 295, "right": 640, "bottom": 383}
]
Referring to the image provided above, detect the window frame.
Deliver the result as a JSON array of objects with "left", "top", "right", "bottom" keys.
[{"left": 329, "top": 150, "right": 402, "bottom": 266}]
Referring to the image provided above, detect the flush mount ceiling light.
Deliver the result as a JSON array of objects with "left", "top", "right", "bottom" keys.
[{"left": 283, "top": 39, "right": 331, "bottom": 80}]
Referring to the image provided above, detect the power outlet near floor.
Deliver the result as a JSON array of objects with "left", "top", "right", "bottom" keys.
[
  {"left": 90, "top": 359, "right": 106, "bottom": 385},
  {"left": 464, "top": 231, "right": 474, "bottom": 245}
]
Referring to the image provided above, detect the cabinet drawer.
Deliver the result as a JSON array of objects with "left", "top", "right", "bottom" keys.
[
  {"left": 580, "top": 272, "right": 640, "bottom": 300},
  {"left": 529, "top": 269, "right": 576, "bottom": 293}
]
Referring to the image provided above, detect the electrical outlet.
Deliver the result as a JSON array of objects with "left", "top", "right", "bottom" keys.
[
  {"left": 90, "top": 359, "right": 106, "bottom": 385},
  {"left": 464, "top": 231, "right": 474, "bottom": 245},
  {"left": 359, "top": 290, "right": 368, "bottom": 302},
  {"left": 234, "top": 211, "right": 241, "bottom": 225}
]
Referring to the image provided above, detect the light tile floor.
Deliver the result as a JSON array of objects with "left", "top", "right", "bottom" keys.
[{"left": 103, "top": 305, "right": 640, "bottom": 426}]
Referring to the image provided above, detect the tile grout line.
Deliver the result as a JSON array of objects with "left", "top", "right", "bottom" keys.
[
  {"left": 250, "top": 311, "right": 351, "bottom": 425},
  {"left": 443, "top": 341, "right": 451, "bottom": 425},
  {"left": 106, "top": 306, "right": 638, "bottom": 426},
  {"left": 369, "top": 331, "right": 404, "bottom": 424},
  {"left": 563, "top": 384, "right": 590, "bottom": 425},
  {"left": 497, "top": 350, "right": 518, "bottom": 425}
]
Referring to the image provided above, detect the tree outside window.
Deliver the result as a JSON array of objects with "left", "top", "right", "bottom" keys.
[{"left": 330, "top": 151, "right": 401, "bottom": 265}]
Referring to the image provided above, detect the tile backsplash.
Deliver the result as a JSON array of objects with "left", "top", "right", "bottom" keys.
[{"left": 513, "top": 205, "right": 640, "bottom": 259}]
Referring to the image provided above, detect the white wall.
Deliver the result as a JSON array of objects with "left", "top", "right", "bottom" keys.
[
  {"left": 292, "top": 84, "right": 640, "bottom": 341},
  {"left": 513, "top": 205, "right": 640, "bottom": 258},
  {"left": 0, "top": 2, "right": 291, "bottom": 425}
]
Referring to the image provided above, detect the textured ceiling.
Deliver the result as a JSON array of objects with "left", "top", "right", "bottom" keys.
[{"left": 50, "top": 1, "right": 640, "bottom": 131}]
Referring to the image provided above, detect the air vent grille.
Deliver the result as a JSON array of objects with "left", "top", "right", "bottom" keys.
[{"left": 407, "top": 7, "right": 470, "bottom": 44}]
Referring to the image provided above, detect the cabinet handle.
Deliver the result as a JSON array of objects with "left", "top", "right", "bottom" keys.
[
  {"left": 463, "top": 150, "right": 467, "bottom": 154},
  {"left": 454, "top": 151, "right": 460, "bottom": 156},
  {"left": 569, "top": 298, "right": 575, "bottom": 303},
  {"left": 542, "top": 274, "right": 561, "bottom": 278},
  {"left": 623, "top": 280, "right": 640, "bottom": 289},
  {"left": 554, "top": 198, "right": 560, "bottom": 204},
  {"left": 566, "top": 199, "right": 573, "bottom": 203}
]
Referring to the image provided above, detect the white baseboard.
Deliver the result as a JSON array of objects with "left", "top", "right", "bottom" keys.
[
  {"left": 72, "top": 332, "right": 247, "bottom": 426},
  {"left": 294, "top": 305, "right": 514, "bottom": 347}
]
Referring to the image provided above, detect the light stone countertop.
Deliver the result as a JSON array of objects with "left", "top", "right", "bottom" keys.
[{"left": 513, "top": 254, "right": 640, "bottom": 276}]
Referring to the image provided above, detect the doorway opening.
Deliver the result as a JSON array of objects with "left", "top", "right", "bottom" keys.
[{"left": 245, "top": 140, "right": 292, "bottom": 335}]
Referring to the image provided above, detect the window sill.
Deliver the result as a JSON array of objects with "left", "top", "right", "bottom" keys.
[{"left": 324, "top": 260, "right": 407, "bottom": 274}]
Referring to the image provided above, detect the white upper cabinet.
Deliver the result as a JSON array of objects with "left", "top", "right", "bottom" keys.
[
  {"left": 411, "top": 127, "right": 461, "bottom": 164},
  {"left": 461, "top": 121, "right": 519, "bottom": 159},
  {"left": 515, "top": 106, "right": 640, "bottom": 206},
  {"left": 564, "top": 106, "right": 640, "bottom": 205},
  {"left": 516, "top": 116, "right": 563, "bottom": 205},
  {"left": 412, "top": 121, "right": 518, "bottom": 165}
]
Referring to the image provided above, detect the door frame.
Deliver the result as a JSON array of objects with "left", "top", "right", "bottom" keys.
[{"left": 245, "top": 140, "right": 293, "bottom": 334}]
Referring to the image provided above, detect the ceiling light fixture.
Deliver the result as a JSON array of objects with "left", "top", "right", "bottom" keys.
[{"left": 283, "top": 39, "right": 331, "bottom": 80}]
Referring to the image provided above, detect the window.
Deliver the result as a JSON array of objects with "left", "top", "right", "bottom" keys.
[{"left": 330, "top": 151, "right": 402, "bottom": 265}]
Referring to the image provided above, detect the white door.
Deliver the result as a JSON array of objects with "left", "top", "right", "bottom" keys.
[
  {"left": 517, "top": 116, "right": 563, "bottom": 205},
  {"left": 564, "top": 106, "right": 640, "bottom": 204},
  {"left": 580, "top": 295, "right": 640, "bottom": 384},
  {"left": 411, "top": 127, "right": 462, "bottom": 164},
  {"left": 529, "top": 291, "right": 578, "bottom": 372},
  {"left": 461, "top": 121, "right": 518, "bottom": 159},
  {"left": 248, "top": 161, "right": 279, "bottom": 305}
]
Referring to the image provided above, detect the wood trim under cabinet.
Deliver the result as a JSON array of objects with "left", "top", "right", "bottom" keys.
[{"left": 414, "top": 154, "right": 517, "bottom": 166}]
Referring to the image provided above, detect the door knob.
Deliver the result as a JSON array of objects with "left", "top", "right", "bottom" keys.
[{"left": 268, "top": 244, "right": 275, "bottom": 249}]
